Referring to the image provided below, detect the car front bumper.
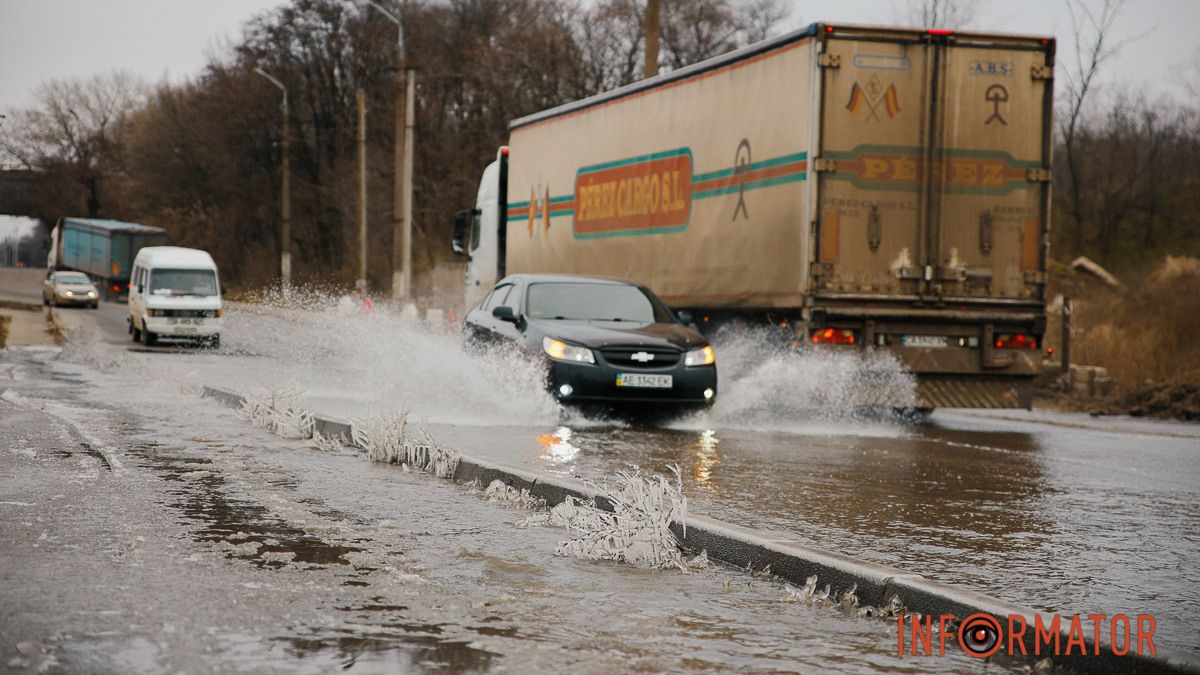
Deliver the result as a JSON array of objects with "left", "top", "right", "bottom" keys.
[
  {"left": 54, "top": 292, "right": 97, "bottom": 305},
  {"left": 547, "top": 359, "right": 717, "bottom": 405}
]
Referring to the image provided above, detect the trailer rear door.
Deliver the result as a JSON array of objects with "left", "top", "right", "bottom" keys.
[
  {"left": 932, "top": 39, "right": 1053, "bottom": 301},
  {"left": 814, "top": 28, "right": 1052, "bottom": 303},
  {"left": 815, "top": 31, "right": 930, "bottom": 297}
]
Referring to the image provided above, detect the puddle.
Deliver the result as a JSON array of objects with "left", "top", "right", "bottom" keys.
[
  {"left": 129, "top": 444, "right": 360, "bottom": 568},
  {"left": 276, "top": 633, "right": 497, "bottom": 672}
]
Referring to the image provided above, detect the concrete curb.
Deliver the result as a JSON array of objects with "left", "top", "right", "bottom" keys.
[{"left": 199, "top": 385, "right": 1195, "bottom": 674}]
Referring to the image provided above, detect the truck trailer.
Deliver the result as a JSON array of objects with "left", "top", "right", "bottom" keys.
[
  {"left": 48, "top": 218, "right": 168, "bottom": 300},
  {"left": 453, "top": 23, "right": 1054, "bottom": 409}
]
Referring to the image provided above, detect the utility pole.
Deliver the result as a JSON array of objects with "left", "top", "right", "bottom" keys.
[
  {"left": 368, "top": 0, "right": 415, "bottom": 304},
  {"left": 357, "top": 87, "right": 368, "bottom": 286},
  {"left": 644, "top": 0, "right": 661, "bottom": 78},
  {"left": 254, "top": 68, "right": 292, "bottom": 287}
]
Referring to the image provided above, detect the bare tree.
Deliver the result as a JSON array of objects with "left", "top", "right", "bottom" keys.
[
  {"left": 0, "top": 71, "right": 146, "bottom": 217},
  {"left": 897, "top": 0, "right": 980, "bottom": 29},
  {"left": 1057, "top": 0, "right": 1134, "bottom": 255}
]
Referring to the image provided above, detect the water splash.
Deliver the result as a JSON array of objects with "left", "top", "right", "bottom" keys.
[
  {"left": 675, "top": 326, "right": 918, "bottom": 435},
  {"left": 216, "top": 292, "right": 561, "bottom": 427}
]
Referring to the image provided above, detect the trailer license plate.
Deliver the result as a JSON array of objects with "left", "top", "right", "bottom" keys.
[
  {"left": 901, "top": 335, "right": 948, "bottom": 348},
  {"left": 616, "top": 373, "right": 672, "bottom": 389}
]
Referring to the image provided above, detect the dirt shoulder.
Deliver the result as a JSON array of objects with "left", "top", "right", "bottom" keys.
[{"left": 1037, "top": 370, "right": 1200, "bottom": 422}]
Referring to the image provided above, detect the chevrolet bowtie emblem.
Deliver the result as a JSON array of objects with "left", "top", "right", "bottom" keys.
[{"left": 631, "top": 352, "right": 655, "bottom": 363}]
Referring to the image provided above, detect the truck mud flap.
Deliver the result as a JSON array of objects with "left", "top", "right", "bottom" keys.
[{"left": 916, "top": 375, "right": 1034, "bottom": 409}]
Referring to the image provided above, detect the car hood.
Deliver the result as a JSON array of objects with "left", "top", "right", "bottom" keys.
[{"left": 529, "top": 318, "right": 706, "bottom": 351}]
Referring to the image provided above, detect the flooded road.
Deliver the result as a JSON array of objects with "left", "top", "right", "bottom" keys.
[
  {"left": 417, "top": 412, "right": 1200, "bottom": 665},
  {"left": 7, "top": 291, "right": 1200, "bottom": 669}
]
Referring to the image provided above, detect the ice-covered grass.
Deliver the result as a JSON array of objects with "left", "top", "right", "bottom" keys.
[
  {"left": 238, "top": 386, "right": 315, "bottom": 439},
  {"left": 484, "top": 480, "right": 547, "bottom": 509},
  {"left": 350, "top": 411, "right": 459, "bottom": 479},
  {"left": 520, "top": 465, "right": 703, "bottom": 571},
  {"left": 784, "top": 574, "right": 906, "bottom": 620}
]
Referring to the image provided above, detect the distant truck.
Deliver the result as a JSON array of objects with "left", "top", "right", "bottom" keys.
[
  {"left": 47, "top": 218, "right": 168, "bottom": 300},
  {"left": 453, "top": 23, "right": 1054, "bottom": 409}
]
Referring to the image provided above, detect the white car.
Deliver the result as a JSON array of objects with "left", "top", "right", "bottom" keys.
[{"left": 43, "top": 271, "right": 99, "bottom": 308}]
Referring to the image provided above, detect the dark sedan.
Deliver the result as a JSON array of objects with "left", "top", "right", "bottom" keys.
[{"left": 464, "top": 274, "right": 717, "bottom": 406}]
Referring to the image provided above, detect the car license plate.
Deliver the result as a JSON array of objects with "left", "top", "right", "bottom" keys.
[
  {"left": 616, "top": 373, "right": 672, "bottom": 389},
  {"left": 177, "top": 326, "right": 197, "bottom": 335},
  {"left": 901, "top": 335, "right": 948, "bottom": 348}
]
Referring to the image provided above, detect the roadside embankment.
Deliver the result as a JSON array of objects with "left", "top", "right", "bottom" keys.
[
  {"left": 0, "top": 300, "right": 56, "bottom": 349},
  {"left": 1040, "top": 256, "right": 1200, "bottom": 420}
]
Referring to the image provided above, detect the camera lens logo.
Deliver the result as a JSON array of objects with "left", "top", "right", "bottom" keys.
[{"left": 958, "top": 613, "right": 1003, "bottom": 658}]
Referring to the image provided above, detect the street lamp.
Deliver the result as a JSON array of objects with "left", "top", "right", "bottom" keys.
[
  {"left": 254, "top": 67, "right": 292, "bottom": 288},
  {"left": 367, "top": 0, "right": 415, "bottom": 304}
]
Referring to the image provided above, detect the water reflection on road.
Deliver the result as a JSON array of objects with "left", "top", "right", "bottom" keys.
[{"left": 434, "top": 413, "right": 1200, "bottom": 663}]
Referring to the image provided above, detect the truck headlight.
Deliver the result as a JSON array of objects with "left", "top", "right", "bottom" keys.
[
  {"left": 685, "top": 345, "right": 716, "bottom": 366},
  {"left": 543, "top": 337, "right": 595, "bottom": 364}
]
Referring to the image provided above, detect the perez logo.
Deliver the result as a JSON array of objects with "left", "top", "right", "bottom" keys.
[{"left": 574, "top": 149, "right": 692, "bottom": 238}]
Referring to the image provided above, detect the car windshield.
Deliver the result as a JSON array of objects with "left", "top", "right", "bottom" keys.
[
  {"left": 150, "top": 269, "right": 218, "bottom": 296},
  {"left": 526, "top": 282, "right": 673, "bottom": 323},
  {"left": 56, "top": 273, "right": 91, "bottom": 285}
]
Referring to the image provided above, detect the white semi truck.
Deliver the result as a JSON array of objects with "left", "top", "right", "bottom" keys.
[{"left": 452, "top": 22, "right": 1055, "bottom": 408}]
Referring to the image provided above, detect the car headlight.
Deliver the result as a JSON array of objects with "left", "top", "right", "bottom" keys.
[
  {"left": 543, "top": 337, "right": 595, "bottom": 364},
  {"left": 685, "top": 345, "right": 716, "bottom": 366},
  {"left": 63, "top": 290, "right": 74, "bottom": 296},
  {"left": 87, "top": 291, "right": 97, "bottom": 298}
]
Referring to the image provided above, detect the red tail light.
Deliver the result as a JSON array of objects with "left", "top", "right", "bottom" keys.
[
  {"left": 111, "top": 284, "right": 120, "bottom": 292},
  {"left": 927, "top": 28, "right": 954, "bottom": 36},
  {"left": 812, "top": 328, "right": 855, "bottom": 345},
  {"left": 994, "top": 333, "right": 1038, "bottom": 350}
]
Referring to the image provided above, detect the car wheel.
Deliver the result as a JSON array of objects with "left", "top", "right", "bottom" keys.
[
  {"left": 131, "top": 322, "right": 141, "bottom": 342},
  {"left": 90, "top": 302, "right": 98, "bottom": 309},
  {"left": 141, "top": 327, "right": 156, "bottom": 346}
]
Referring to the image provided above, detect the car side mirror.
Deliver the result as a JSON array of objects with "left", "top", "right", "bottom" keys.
[
  {"left": 492, "top": 305, "right": 518, "bottom": 323},
  {"left": 677, "top": 310, "right": 694, "bottom": 325},
  {"left": 451, "top": 209, "right": 476, "bottom": 257}
]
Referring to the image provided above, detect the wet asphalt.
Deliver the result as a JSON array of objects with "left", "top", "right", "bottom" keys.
[{"left": 2, "top": 283, "right": 1198, "bottom": 670}]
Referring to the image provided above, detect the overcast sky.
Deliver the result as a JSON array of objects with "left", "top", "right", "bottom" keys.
[{"left": 1, "top": 0, "right": 1197, "bottom": 238}]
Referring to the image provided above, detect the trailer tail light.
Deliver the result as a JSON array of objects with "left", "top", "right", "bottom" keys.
[
  {"left": 994, "top": 333, "right": 1038, "bottom": 350},
  {"left": 812, "top": 328, "right": 855, "bottom": 345}
]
